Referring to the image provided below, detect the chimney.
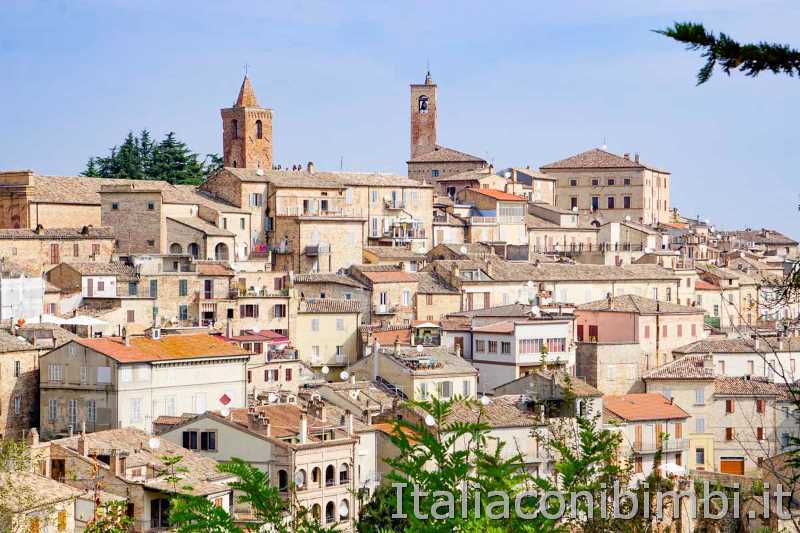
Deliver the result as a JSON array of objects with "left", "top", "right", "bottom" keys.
[
  {"left": 350, "top": 374, "right": 356, "bottom": 385},
  {"left": 27, "top": 428, "right": 39, "bottom": 447},
  {"left": 306, "top": 161, "right": 315, "bottom": 174},
  {"left": 299, "top": 413, "right": 308, "bottom": 444},
  {"left": 265, "top": 417, "right": 272, "bottom": 437},
  {"left": 110, "top": 450, "right": 128, "bottom": 477},
  {"left": 122, "top": 327, "right": 130, "bottom": 346},
  {"left": 77, "top": 434, "right": 88, "bottom": 456},
  {"left": 455, "top": 343, "right": 462, "bottom": 359},
  {"left": 394, "top": 337, "right": 400, "bottom": 355},
  {"left": 372, "top": 347, "right": 380, "bottom": 381},
  {"left": 634, "top": 153, "right": 640, "bottom": 163},
  {"left": 346, "top": 409, "right": 354, "bottom": 436},
  {"left": 669, "top": 397, "right": 674, "bottom": 405},
  {"left": 623, "top": 153, "right": 630, "bottom": 160}
]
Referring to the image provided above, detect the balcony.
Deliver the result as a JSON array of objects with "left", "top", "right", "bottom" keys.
[
  {"left": 384, "top": 198, "right": 405, "bottom": 210},
  {"left": 633, "top": 438, "right": 689, "bottom": 454},
  {"left": 304, "top": 243, "right": 331, "bottom": 256},
  {"left": 413, "top": 334, "right": 441, "bottom": 346},
  {"left": 270, "top": 243, "right": 292, "bottom": 254},
  {"left": 373, "top": 304, "right": 397, "bottom": 315},
  {"left": 276, "top": 206, "right": 366, "bottom": 219}
]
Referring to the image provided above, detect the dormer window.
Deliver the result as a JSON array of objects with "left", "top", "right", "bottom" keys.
[{"left": 418, "top": 95, "right": 429, "bottom": 113}]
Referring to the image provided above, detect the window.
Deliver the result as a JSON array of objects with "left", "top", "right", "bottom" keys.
[
  {"left": 475, "top": 340, "right": 485, "bottom": 353},
  {"left": 437, "top": 381, "right": 452, "bottom": 398},
  {"left": 691, "top": 324, "right": 697, "bottom": 336},
  {"left": 591, "top": 179, "right": 599, "bottom": 186},
  {"left": 402, "top": 290, "right": 410, "bottom": 306},
  {"left": 285, "top": 368, "right": 293, "bottom": 381},
  {"left": 126, "top": 310, "right": 135, "bottom": 323},
  {"left": 147, "top": 201, "right": 155, "bottom": 210},
  {"left": 717, "top": 360, "right": 726, "bottom": 374},
  {"left": 666, "top": 287, "right": 672, "bottom": 301},
  {"left": 634, "top": 456, "right": 642, "bottom": 473},
  {"left": 80, "top": 366, "right": 87, "bottom": 384},
  {"left": 591, "top": 196, "right": 599, "bottom": 210},
  {"left": 607, "top": 178, "right": 615, "bottom": 186},
  {"left": 674, "top": 422, "right": 682, "bottom": 439},
  {"left": 431, "top": 169, "right": 440, "bottom": 177},
  {"left": 677, "top": 324, "right": 682, "bottom": 337},
  {"left": 501, "top": 341, "right": 511, "bottom": 354},
  {"left": 756, "top": 399, "right": 765, "bottom": 413},
  {"left": 570, "top": 197, "right": 578, "bottom": 209},
  {"left": 222, "top": 218, "right": 228, "bottom": 229},
  {"left": 425, "top": 294, "right": 433, "bottom": 305},
  {"left": 569, "top": 179, "right": 577, "bottom": 187},
  {"left": 419, "top": 382, "right": 429, "bottom": 399},
  {"left": 178, "top": 305, "right": 188, "bottom": 321},
  {"left": 239, "top": 304, "right": 259, "bottom": 318},
  {"left": 371, "top": 190, "right": 378, "bottom": 204},
  {"left": 48, "top": 399, "right": 57, "bottom": 421},
  {"left": 643, "top": 325, "right": 650, "bottom": 339},
  {"left": 624, "top": 178, "right": 631, "bottom": 185},
  {"left": 183, "top": 431, "right": 198, "bottom": 450},
  {"left": 111, "top": 202, "right": 119, "bottom": 210},
  {"left": 97, "top": 280, "right": 105, "bottom": 292},
  {"left": 49, "top": 364, "right": 63, "bottom": 382},
  {"left": 725, "top": 427, "right": 734, "bottom": 441},
  {"left": 713, "top": 304, "right": 719, "bottom": 317},
  {"left": 14, "top": 395, "right": 21, "bottom": 415},
  {"left": 696, "top": 417, "right": 705, "bottom": 433},
  {"left": 747, "top": 360, "right": 755, "bottom": 375},
  {"left": 179, "top": 279, "right": 188, "bottom": 296},
  {"left": 149, "top": 279, "right": 158, "bottom": 298},
  {"left": 240, "top": 217, "right": 246, "bottom": 230},
  {"left": 249, "top": 193, "right": 263, "bottom": 207},
  {"left": 725, "top": 399, "right": 735, "bottom": 414},
  {"left": 127, "top": 282, "right": 138, "bottom": 296},
  {"left": 13, "top": 360, "right": 20, "bottom": 378},
  {"left": 695, "top": 388, "right": 705, "bottom": 405},
  {"left": 695, "top": 447, "right": 705, "bottom": 465},
  {"left": 418, "top": 95, "right": 429, "bottom": 113},
  {"left": 463, "top": 380, "right": 471, "bottom": 397},
  {"left": 200, "top": 431, "right": 217, "bottom": 451},
  {"left": 256, "top": 119, "right": 263, "bottom": 139},
  {"left": 675, "top": 452, "right": 682, "bottom": 466},
  {"left": 487, "top": 341, "right": 497, "bottom": 353},
  {"left": 336, "top": 319, "right": 344, "bottom": 331},
  {"left": 87, "top": 400, "right": 96, "bottom": 422},
  {"left": 311, "top": 319, "right": 320, "bottom": 332},
  {"left": 274, "top": 304, "right": 287, "bottom": 318},
  {"left": 68, "top": 399, "right": 77, "bottom": 426},
  {"left": 97, "top": 366, "right": 111, "bottom": 383},
  {"left": 662, "top": 325, "right": 668, "bottom": 337},
  {"left": 231, "top": 119, "right": 239, "bottom": 139},
  {"left": 622, "top": 196, "right": 631, "bottom": 209},
  {"left": 73, "top": 243, "right": 79, "bottom": 257}
]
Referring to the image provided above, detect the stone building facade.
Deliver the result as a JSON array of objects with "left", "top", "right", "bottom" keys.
[{"left": 0, "top": 227, "right": 115, "bottom": 275}]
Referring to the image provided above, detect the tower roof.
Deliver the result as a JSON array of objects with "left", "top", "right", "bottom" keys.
[
  {"left": 235, "top": 75, "right": 259, "bottom": 107},
  {"left": 425, "top": 70, "right": 433, "bottom": 85}
]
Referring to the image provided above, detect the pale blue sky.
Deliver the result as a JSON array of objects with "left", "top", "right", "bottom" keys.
[{"left": 1, "top": 1, "right": 799, "bottom": 236}]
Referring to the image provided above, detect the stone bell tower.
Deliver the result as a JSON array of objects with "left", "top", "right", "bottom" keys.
[
  {"left": 410, "top": 70, "right": 437, "bottom": 160},
  {"left": 221, "top": 76, "right": 272, "bottom": 169}
]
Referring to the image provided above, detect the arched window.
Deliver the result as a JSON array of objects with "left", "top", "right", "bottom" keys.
[
  {"left": 339, "top": 499, "right": 350, "bottom": 522},
  {"left": 188, "top": 243, "right": 199, "bottom": 259},
  {"left": 311, "top": 466, "right": 322, "bottom": 487},
  {"left": 418, "top": 95, "right": 429, "bottom": 113},
  {"left": 231, "top": 119, "right": 239, "bottom": 139},
  {"left": 256, "top": 119, "right": 263, "bottom": 139},
  {"left": 311, "top": 504, "right": 321, "bottom": 521},
  {"left": 325, "top": 501, "right": 335, "bottom": 524},
  {"left": 232, "top": 160, "right": 238, "bottom": 168},
  {"left": 215, "top": 243, "right": 229, "bottom": 261},
  {"left": 295, "top": 468, "right": 307, "bottom": 490},
  {"left": 325, "top": 465, "right": 335, "bottom": 487},
  {"left": 339, "top": 463, "right": 350, "bottom": 484},
  {"left": 169, "top": 243, "right": 182, "bottom": 254},
  {"left": 278, "top": 469, "right": 288, "bottom": 491}
]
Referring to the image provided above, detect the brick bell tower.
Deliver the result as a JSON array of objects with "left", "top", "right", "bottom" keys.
[
  {"left": 410, "top": 70, "right": 437, "bottom": 159},
  {"left": 221, "top": 76, "right": 272, "bottom": 169}
]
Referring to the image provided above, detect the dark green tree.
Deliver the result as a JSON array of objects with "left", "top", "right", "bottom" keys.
[
  {"left": 657, "top": 22, "right": 800, "bottom": 84},
  {"left": 149, "top": 132, "right": 205, "bottom": 185}
]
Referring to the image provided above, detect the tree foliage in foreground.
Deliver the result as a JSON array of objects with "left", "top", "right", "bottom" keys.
[
  {"left": 656, "top": 22, "right": 800, "bottom": 84},
  {"left": 82, "top": 129, "right": 222, "bottom": 184}
]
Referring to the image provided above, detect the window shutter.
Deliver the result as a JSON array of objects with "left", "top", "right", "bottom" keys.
[{"left": 201, "top": 431, "right": 209, "bottom": 451}]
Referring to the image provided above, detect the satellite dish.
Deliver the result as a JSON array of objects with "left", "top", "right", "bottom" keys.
[
  {"left": 339, "top": 501, "right": 350, "bottom": 518},
  {"left": 340, "top": 370, "right": 349, "bottom": 380},
  {"left": 527, "top": 280, "right": 534, "bottom": 288},
  {"left": 268, "top": 393, "right": 278, "bottom": 403},
  {"left": 220, "top": 406, "right": 230, "bottom": 417},
  {"left": 624, "top": 215, "right": 631, "bottom": 222},
  {"left": 416, "top": 345, "right": 424, "bottom": 353},
  {"left": 530, "top": 305, "right": 541, "bottom": 316},
  {"left": 459, "top": 246, "right": 467, "bottom": 254},
  {"left": 252, "top": 326, "right": 261, "bottom": 334},
  {"left": 148, "top": 437, "right": 161, "bottom": 450},
  {"left": 503, "top": 171, "right": 512, "bottom": 179},
  {"left": 424, "top": 414, "right": 436, "bottom": 426},
  {"left": 294, "top": 470, "right": 306, "bottom": 487},
  {"left": 322, "top": 366, "right": 330, "bottom": 375},
  {"left": 571, "top": 206, "right": 578, "bottom": 212},
  {"left": 480, "top": 395, "right": 491, "bottom": 406}
]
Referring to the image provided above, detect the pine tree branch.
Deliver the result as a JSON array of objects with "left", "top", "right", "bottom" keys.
[{"left": 655, "top": 22, "right": 800, "bottom": 84}]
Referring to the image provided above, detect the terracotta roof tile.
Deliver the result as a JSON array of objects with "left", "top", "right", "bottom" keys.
[
  {"left": 540, "top": 148, "right": 669, "bottom": 174},
  {"left": 195, "top": 261, "right": 235, "bottom": 276},
  {"left": 407, "top": 145, "right": 487, "bottom": 164},
  {"left": 293, "top": 273, "right": 365, "bottom": 288},
  {"left": 299, "top": 298, "right": 361, "bottom": 314},
  {"left": 168, "top": 217, "right": 235, "bottom": 237},
  {"left": 0, "top": 226, "right": 115, "bottom": 240},
  {"left": 577, "top": 295, "right": 703, "bottom": 315},
  {"left": 603, "top": 393, "right": 689, "bottom": 422},
  {"left": 361, "top": 271, "right": 417, "bottom": 283},
  {"left": 715, "top": 377, "right": 792, "bottom": 400},
  {"left": 467, "top": 188, "right": 527, "bottom": 202},
  {"left": 61, "top": 261, "right": 136, "bottom": 280},
  {"left": 642, "top": 354, "right": 715, "bottom": 380},
  {"left": 74, "top": 334, "right": 250, "bottom": 363}
]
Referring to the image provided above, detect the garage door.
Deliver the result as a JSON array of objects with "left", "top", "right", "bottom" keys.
[{"left": 720, "top": 458, "right": 745, "bottom": 475}]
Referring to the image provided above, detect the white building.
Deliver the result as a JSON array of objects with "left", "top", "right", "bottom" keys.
[
  {"left": 673, "top": 337, "right": 800, "bottom": 382},
  {"left": 470, "top": 317, "right": 576, "bottom": 392},
  {"left": 0, "top": 262, "right": 44, "bottom": 320}
]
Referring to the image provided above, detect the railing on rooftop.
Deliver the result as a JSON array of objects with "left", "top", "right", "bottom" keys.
[{"left": 276, "top": 207, "right": 365, "bottom": 218}]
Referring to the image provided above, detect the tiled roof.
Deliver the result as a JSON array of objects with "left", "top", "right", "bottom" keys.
[
  {"left": 413, "top": 272, "right": 458, "bottom": 294},
  {"left": 673, "top": 337, "right": 800, "bottom": 354},
  {"left": 168, "top": 217, "right": 235, "bottom": 237},
  {"left": 723, "top": 228, "right": 798, "bottom": 246},
  {"left": 172, "top": 186, "right": 249, "bottom": 213},
  {"left": 433, "top": 169, "right": 494, "bottom": 182},
  {"left": 195, "top": 261, "right": 235, "bottom": 276},
  {"left": 577, "top": 295, "right": 703, "bottom": 315},
  {"left": 293, "top": 273, "right": 365, "bottom": 288},
  {"left": 349, "top": 346, "right": 477, "bottom": 378},
  {"left": 540, "top": 148, "right": 669, "bottom": 173},
  {"left": 369, "top": 328, "right": 412, "bottom": 346},
  {"left": 435, "top": 395, "right": 540, "bottom": 428},
  {"left": 493, "top": 369, "right": 603, "bottom": 398},
  {"left": 477, "top": 257, "right": 678, "bottom": 282},
  {"left": 299, "top": 298, "right": 361, "bottom": 314},
  {"left": 54, "top": 427, "right": 229, "bottom": 496},
  {"left": 235, "top": 75, "right": 259, "bottom": 107},
  {"left": 448, "top": 303, "right": 532, "bottom": 318},
  {"left": 364, "top": 246, "right": 426, "bottom": 260},
  {"left": 0, "top": 472, "right": 83, "bottom": 511},
  {"left": 472, "top": 320, "right": 516, "bottom": 334},
  {"left": 714, "top": 377, "right": 792, "bottom": 400},
  {"left": 603, "top": 393, "right": 689, "bottom": 422},
  {"left": 0, "top": 329, "right": 37, "bottom": 353},
  {"left": 361, "top": 271, "right": 417, "bottom": 283},
  {"left": 0, "top": 226, "right": 115, "bottom": 240},
  {"left": 62, "top": 261, "right": 136, "bottom": 280},
  {"left": 407, "top": 145, "right": 487, "bottom": 164},
  {"left": 467, "top": 188, "right": 527, "bottom": 202},
  {"left": 74, "top": 334, "right": 250, "bottom": 363},
  {"left": 642, "top": 354, "right": 715, "bottom": 380},
  {"left": 694, "top": 280, "right": 717, "bottom": 290},
  {"left": 222, "top": 167, "right": 429, "bottom": 188}
]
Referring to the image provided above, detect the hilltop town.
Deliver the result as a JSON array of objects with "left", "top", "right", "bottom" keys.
[{"left": 0, "top": 73, "right": 798, "bottom": 531}]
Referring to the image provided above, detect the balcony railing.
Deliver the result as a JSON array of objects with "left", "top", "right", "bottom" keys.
[
  {"left": 276, "top": 207, "right": 366, "bottom": 218},
  {"left": 384, "top": 199, "right": 405, "bottom": 210},
  {"left": 304, "top": 243, "right": 331, "bottom": 256},
  {"left": 413, "top": 335, "right": 441, "bottom": 346},
  {"left": 633, "top": 438, "right": 688, "bottom": 453},
  {"left": 373, "top": 304, "right": 397, "bottom": 315},
  {"left": 270, "top": 243, "right": 292, "bottom": 254}
]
